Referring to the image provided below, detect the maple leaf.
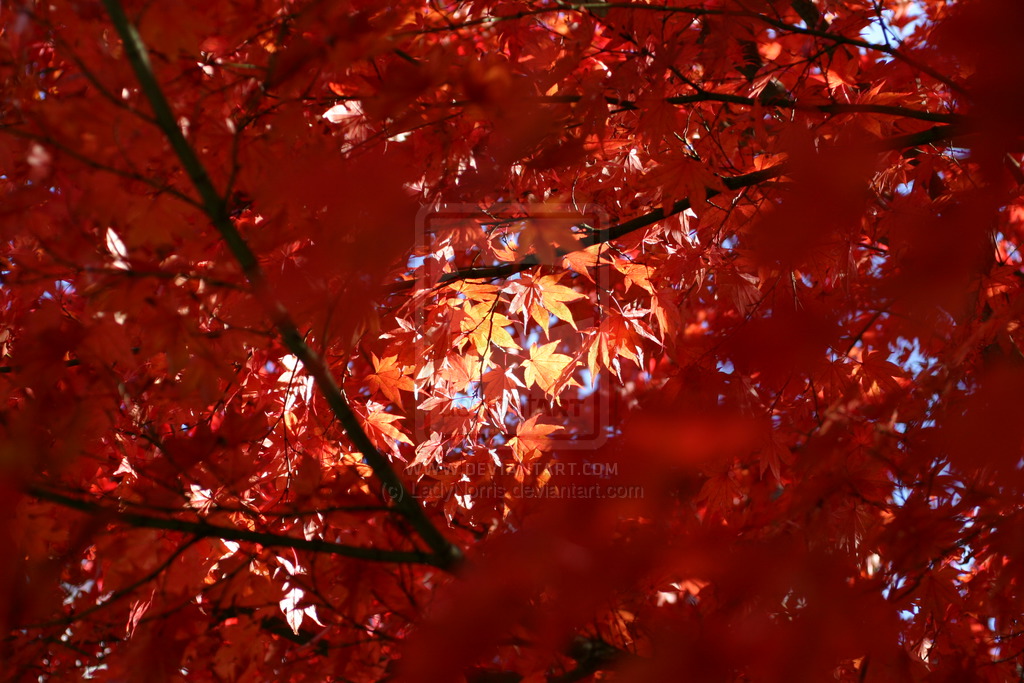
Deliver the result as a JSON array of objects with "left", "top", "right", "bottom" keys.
[
  {"left": 507, "top": 413, "right": 563, "bottom": 468},
  {"left": 855, "top": 351, "right": 909, "bottom": 397},
  {"left": 360, "top": 402, "right": 414, "bottom": 457},
  {"left": 459, "top": 300, "right": 519, "bottom": 354},
  {"left": 279, "top": 581, "right": 325, "bottom": 635},
  {"left": 586, "top": 309, "right": 660, "bottom": 380},
  {"left": 760, "top": 429, "right": 794, "bottom": 482},
  {"left": 697, "top": 471, "right": 742, "bottom": 518},
  {"left": 643, "top": 153, "right": 726, "bottom": 213},
  {"left": 649, "top": 288, "right": 681, "bottom": 339},
  {"left": 562, "top": 244, "right": 604, "bottom": 281},
  {"left": 522, "top": 340, "right": 579, "bottom": 400},
  {"left": 611, "top": 259, "right": 655, "bottom": 294},
  {"left": 126, "top": 590, "right": 154, "bottom": 639},
  {"left": 481, "top": 364, "right": 524, "bottom": 423},
  {"left": 446, "top": 280, "right": 501, "bottom": 303},
  {"left": 507, "top": 274, "right": 587, "bottom": 334},
  {"left": 411, "top": 430, "right": 446, "bottom": 468},
  {"left": 367, "top": 353, "right": 415, "bottom": 404}
]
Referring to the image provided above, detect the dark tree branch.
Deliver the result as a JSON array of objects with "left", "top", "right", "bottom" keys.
[
  {"left": 411, "top": 164, "right": 786, "bottom": 289},
  {"left": 415, "top": 122, "right": 972, "bottom": 289},
  {"left": 663, "top": 94, "right": 964, "bottom": 125},
  {"left": 438, "top": 94, "right": 961, "bottom": 125},
  {"left": 98, "top": 0, "right": 462, "bottom": 569},
  {"left": 28, "top": 486, "right": 446, "bottom": 567},
  {"left": 461, "top": 635, "right": 645, "bottom": 683},
  {"left": 564, "top": 2, "right": 967, "bottom": 95}
]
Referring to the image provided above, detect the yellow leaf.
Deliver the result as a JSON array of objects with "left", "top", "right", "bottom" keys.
[
  {"left": 522, "top": 341, "right": 579, "bottom": 399},
  {"left": 460, "top": 301, "right": 520, "bottom": 353}
]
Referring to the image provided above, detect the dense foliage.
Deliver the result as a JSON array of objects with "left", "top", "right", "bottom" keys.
[{"left": 3, "top": 0, "right": 1024, "bottom": 680}]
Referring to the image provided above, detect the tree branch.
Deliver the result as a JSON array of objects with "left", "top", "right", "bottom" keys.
[
  {"left": 461, "top": 636, "right": 645, "bottom": 683},
  {"left": 564, "top": 2, "right": 967, "bottom": 95},
  {"left": 663, "top": 94, "right": 964, "bottom": 125},
  {"left": 0, "top": 125, "right": 201, "bottom": 208},
  {"left": 27, "top": 486, "right": 447, "bottom": 567},
  {"left": 431, "top": 164, "right": 787, "bottom": 286},
  {"left": 24, "top": 536, "right": 201, "bottom": 629},
  {"left": 437, "top": 94, "right": 961, "bottom": 126},
  {"left": 99, "top": 0, "right": 462, "bottom": 569},
  {"left": 415, "top": 122, "right": 972, "bottom": 289}
]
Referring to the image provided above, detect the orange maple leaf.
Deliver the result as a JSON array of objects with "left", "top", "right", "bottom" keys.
[
  {"left": 481, "top": 364, "right": 525, "bottom": 423},
  {"left": 361, "top": 402, "right": 414, "bottom": 458},
  {"left": 367, "top": 354, "right": 415, "bottom": 404},
  {"left": 411, "top": 431, "right": 446, "bottom": 468},
  {"left": 644, "top": 153, "right": 726, "bottom": 214},
  {"left": 507, "top": 413, "right": 563, "bottom": 467},
  {"left": 586, "top": 309, "right": 660, "bottom": 380},
  {"left": 522, "top": 340, "right": 579, "bottom": 399},
  {"left": 508, "top": 274, "right": 586, "bottom": 334}
]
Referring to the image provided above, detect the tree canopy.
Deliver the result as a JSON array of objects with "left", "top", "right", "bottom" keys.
[{"left": 3, "top": 0, "right": 1024, "bottom": 680}]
